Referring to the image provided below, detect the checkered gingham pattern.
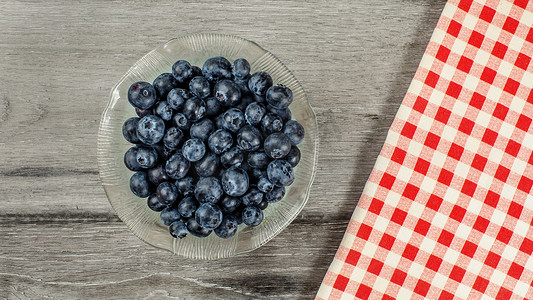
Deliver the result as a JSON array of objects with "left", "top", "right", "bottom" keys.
[{"left": 316, "top": 0, "right": 533, "bottom": 299}]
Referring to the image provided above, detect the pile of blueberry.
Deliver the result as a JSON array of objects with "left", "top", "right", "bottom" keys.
[{"left": 122, "top": 56, "right": 304, "bottom": 239}]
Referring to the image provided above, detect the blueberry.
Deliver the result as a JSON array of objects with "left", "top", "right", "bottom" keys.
[
  {"left": 221, "top": 166, "right": 249, "bottom": 196},
  {"left": 175, "top": 177, "right": 196, "bottom": 197},
  {"left": 214, "top": 215, "right": 238, "bottom": 239},
  {"left": 252, "top": 93, "right": 266, "bottom": 104},
  {"left": 147, "top": 194, "right": 166, "bottom": 212},
  {"left": 172, "top": 113, "right": 191, "bottom": 131},
  {"left": 220, "top": 147, "right": 244, "bottom": 168},
  {"left": 190, "top": 118, "right": 215, "bottom": 141},
  {"left": 223, "top": 108, "right": 245, "bottom": 132},
  {"left": 195, "top": 151, "right": 219, "bottom": 177},
  {"left": 124, "top": 146, "right": 142, "bottom": 171},
  {"left": 232, "top": 209, "right": 243, "bottom": 225},
  {"left": 171, "top": 60, "right": 194, "bottom": 83},
  {"left": 165, "top": 152, "right": 190, "bottom": 179},
  {"left": 283, "top": 120, "right": 305, "bottom": 145},
  {"left": 189, "top": 76, "right": 211, "bottom": 99},
  {"left": 232, "top": 58, "right": 251, "bottom": 79},
  {"left": 245, "top": 102, "right": 266, "bottom": 126},
  {"left": 152, "top": 143, "right": 174, "bottom": 161},
  {"left": 267, "top": 105, "right": 292, "bottom": 123},
  {"left": 130, "top": 171, "right": 153, "bottom": 198},
  {"left": 247, "top": 151, "right": 270, "bottom": 169},
  {"left": 251, "top": 168, "right": 267, "bottom": 182},
  {"left": 163, "top": 127, "right": 184, "bottom": 150},
  {"left": 242, "top": 206, "right": 263, "bottom": 227},
  {"left": 267, "top": 160, "right": 294, "bottom": 187},
  {"left": 136, "top": 107, "right": 153, "bottom": 118},
  {"left": 154, "top": 101, "right": 174, "bottom": 121},
  {"left": 187, "top": 218, "right": 212, "bottom": 238},
  {"left": 136, "top": 146, "right": 159, "bottom": 169},
  {"left": 202, "top": 56, "right": 232, "bottom": 82},
  {"left": 219, "top": 196, "right": 242, "bottom": 214},
  {"left": 266, "top": 186, "right": 285, "bottom": 203},
  {"left": 207, "top": 129, "right": 233, "bottom": 154},
  {"left": 214, "top": 114, "right": 225, "bottom": 129},
  {"left": 156, "top": 181, "right": 178, "bottom": 206},
  {"left": 239, "top": 160, "right": 253, "bottom": 176},
  {"left": 128, "top": 81, "right": 157, "bottom": 109},
  {"left": 261, "top": 113, "right": 283, "bottom": 135},
  {"left": 264, "top": 133, "right": 291, "bottom": 159},
  {"left": 182, "top": 138, "right": 206, "bottom": 162},
  {"left": 266, "top": 84, "right": 293, "bottom": 109},
  {"left": 191, "top": 65, "right": 202, "bottom": 77},
  {"left": 167, "top": 88, "right": 190, "bottom": 111},
  {"left": 241, "top": 188, "right": 263, "bottom": 206},
  {"left": 195, "top": 203, "right": 223, "bottom": 230},
  {"left": 237, "top": 125, "right": 262, "bottom": 152},
  {"left": 177, "top": 196, "right": 197, "bottom": 218},
  {"left": 122, "top": 117, "right": 140, "bottom": 144},
  {"left": 147, "top": 164, "right": 169, "bottom": 185},
  {"left": 169, "top": 221, "right": 188, "bottom": 239},
  {"left": 233, "top": 78, "right": 251, "bottom": 94},
  {"left": 285, "top": 146, "right": 301, "bottom": 167},
  {"left": 136, "top": 115, "right": 165, "bottom": 145},
  {"left": 235, "top": 95, "right": 254, "bottom": 112},
  {"left": 153, "top": 73, "right": 178, "bottom": 99},
  {"left": 258, "top": 199, "right": 269, "bottom": 210},
  {"left": 205, "top": 97, "right": 222, "bottom": 117},
  {"left": 182, "top": 97, "right": 206, "bottom": 121},
  {"left": 160, "top": 206, "right": 181, "bottom": 226},
  {"left": 257, "top": 176, "right": 274, "bottom": 193},
  {"left": 248, "top": 71, "right": 273, "bottom": 96},
  {"left": 214, "top": 79, "right": 241, "bottom": 107},
  {"left": 194, "top": 177, "right": 223, "bottom": 203}
]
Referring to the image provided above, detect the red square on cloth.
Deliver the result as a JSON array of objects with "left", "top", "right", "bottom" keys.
[
  {"left": 391, "top": 147, "right": 407, "bottom": 164},
  {"left": 414, "top": 280, "right": 431, "bottom": 297},
  {"left": 516, "top": 114, "right": 532, "bottom": 131},
  {"left": 461, "top": 241, "right": 478, "bottom": 258},
  {"left": 503, "top": 17, "right": 519, "bottom": 34},
  {"left": 472, "top": 154, "right": 488, "bottom": 171},
  {"left": 333, "top": 275, "right": 350, "bottom": 291},
  {"left": 414, "top": 158, "right": 431, "bottom": 175},
  {"left": 355, "top": 284, "right": 372, "bottom": 299},
  {"left": 437, "top": 45, "right": 451, "bottom": 62},
  {"left": 446, "top": 81, "right": 462, "bottom": 98},
  {"left": 379, "top": 234, "right": 396, "bottom": 250},
  {"left": 479, "top": 5, "right": 496, "bottom": 23},
  {"left": 449, "top": 266, "right": 467, "bottom": 282},
  {"left": 346, "top": 250, "right": 361, "bottom": 266},
  {"left": 391, "top": 269, "right": 407, "bottom": 286},
  {"left": 457, "top": 56, "right": 474, "bottom": 73},
  {"left": 491, "top": 42, "right": 508, "bottom": 59},
  {"left": 473, "top": 276, "right": 490, "bottom": 293},
  {"left": 367, "top": 259, "right": 384, "bottom": 276},
  {"left": 458, "top": 0, "right": 473, "bottom": 12},
  {"left": 447, "top": 20, "right": 462, "bottom": 37},
  {"left": 468, "top": 31, "right": 485, "bottom": 48},
  {"left": 368, "top": 198, "right": 385, "bottom": 215},
  {"left": 413, "top": 96, "right": 429, "bottom": 113},
  {"left": 402, "top": 243, "right": 419, "bottom": 261}
]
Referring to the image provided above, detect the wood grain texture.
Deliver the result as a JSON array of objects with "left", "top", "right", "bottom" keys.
[{"left": 0, "top": 0, "right": 446, "bottom": 298}]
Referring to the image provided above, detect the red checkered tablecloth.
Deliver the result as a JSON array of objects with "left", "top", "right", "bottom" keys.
[{"left": 316, "top": 0, "right": 533, "bottom": 299}]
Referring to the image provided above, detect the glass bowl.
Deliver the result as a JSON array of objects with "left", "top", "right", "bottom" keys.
[{"left": 97, "top": 33, "right": 318, "bottom": 259}]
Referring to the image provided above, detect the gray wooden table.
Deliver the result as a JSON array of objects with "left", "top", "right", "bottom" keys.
[{"left": 1, "top": 0, "right": 446, "bottom": 298}]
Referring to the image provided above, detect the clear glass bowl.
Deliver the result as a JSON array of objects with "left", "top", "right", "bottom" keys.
[{"left": 97, "top": 33, "right": 318, "bottom": 259}]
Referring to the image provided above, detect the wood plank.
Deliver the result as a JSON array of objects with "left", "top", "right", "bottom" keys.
[{"left": 1, "top": 220, "right": 346, "bottom": 299}]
